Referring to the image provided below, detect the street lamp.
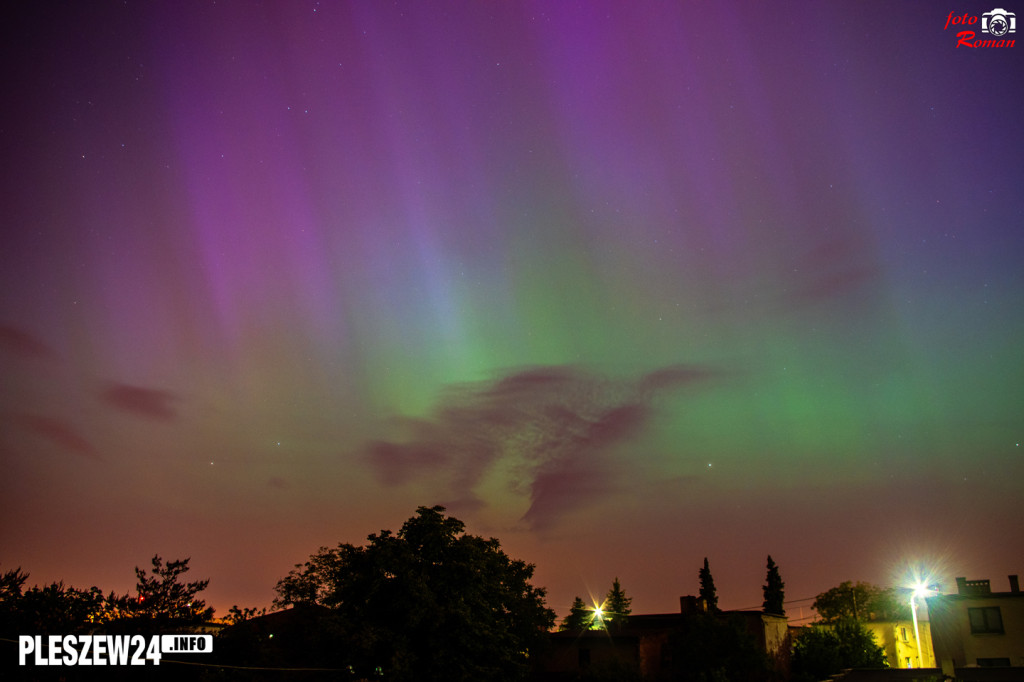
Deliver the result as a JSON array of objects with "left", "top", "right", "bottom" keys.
[{"left": 909, "top": 583, "right": 936, "bottom": 668}]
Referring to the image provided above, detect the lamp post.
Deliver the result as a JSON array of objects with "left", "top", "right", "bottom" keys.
[{"left": 909, "top": 583, "right": 935, "bottom": 668}]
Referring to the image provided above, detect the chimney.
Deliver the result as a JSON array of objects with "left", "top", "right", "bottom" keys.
[
  {"left": 1010, "top": 575, "right": 1020, "bottom": 593},
  {"left": 956, "top": 577, "right": 967, "bottom": 595},
  {"left": 680, "top": 595, "right": 708, "bottom": 615}
]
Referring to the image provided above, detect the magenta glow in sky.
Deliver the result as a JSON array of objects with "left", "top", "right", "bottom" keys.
[{"left": 2, "top": 1, "right": 1022, "bottom": 618}]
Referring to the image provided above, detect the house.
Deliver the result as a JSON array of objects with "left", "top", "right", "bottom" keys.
[
  {"left": 535, "top": 596, "right": 790, "bottom": 681},
  {"left": 926, "top": 574, "right": 1024, "bottom": 676},
  {"left": 862, "top": 619, "right": 935, "bottom": 669},
  {"left": 540, "top": 612, "right": 679, "bottom": 680},
  {"left": 213, "top": 604, "right": 353, "bottom": 672}
]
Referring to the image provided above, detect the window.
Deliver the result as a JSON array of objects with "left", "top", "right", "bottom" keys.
[
  {"left": 968, "top": 607, "right": 1004, "bottom": 634},
  {"left": 900, "top": 627, "right": 908, "bottom": 641}
]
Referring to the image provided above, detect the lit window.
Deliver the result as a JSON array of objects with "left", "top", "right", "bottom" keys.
[{"left": 968, "top": 607, "right": 1004, "bottom": 634}]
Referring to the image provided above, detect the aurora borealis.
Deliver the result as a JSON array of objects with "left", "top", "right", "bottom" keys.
[{"left": 2, "top": 1, "right": 1022, "bottom": 619}]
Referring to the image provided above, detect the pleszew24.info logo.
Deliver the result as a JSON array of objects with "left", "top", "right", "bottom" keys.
[
  {"left": 945, "top": 8, "right": 1016, "bottom": 47},
  {"left": 18, "top": 634, "right": 212, "bottom": 666}
]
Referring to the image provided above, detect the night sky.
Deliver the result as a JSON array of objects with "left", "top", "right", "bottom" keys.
[{"left": 2, "top": 1, "right": 1022, "bottom": 621}]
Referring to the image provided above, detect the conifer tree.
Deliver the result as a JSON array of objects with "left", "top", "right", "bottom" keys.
[
  {"left": 762, "top": 555, "right": 785, "bottom": 615},
  {"left": 559, "top": 596, "right": 591, "bottom": 631},
  {"left": 698, "top": 558, "right": 719, "bottom": 613},
  {"left": 604, "top": 577, "right": 632, "bottom": 625}
]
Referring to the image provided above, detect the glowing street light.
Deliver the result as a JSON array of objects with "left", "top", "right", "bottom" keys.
[{"left": 909, "top": 582, "right": 937, "bottom": 668}]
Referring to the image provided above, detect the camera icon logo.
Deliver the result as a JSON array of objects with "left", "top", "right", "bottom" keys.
[{"left": 982, "top": 8, "right": 1016, "bottom": 36}]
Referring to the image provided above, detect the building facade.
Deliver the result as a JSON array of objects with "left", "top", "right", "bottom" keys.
[
  {"left": 863, "top": 619, "right": 935, "bottom": 669},
  {"left": 536, "top": 597, "right": 790, "bottom": 680},
  {"left": 926, "top": 575, "right": 1024, "bottom": 673}
]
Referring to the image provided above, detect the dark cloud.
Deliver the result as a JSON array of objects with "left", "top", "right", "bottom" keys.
[
  {"left": 366, "top": 440, "right": 448, "bottom": 486},
  {"left": 437, "top": 495, "right": 487, "bottom": 518},
  {"left": 0, "top": 325, "right": 58, "bottom": 361},
  {"left": 778, "top": 235, "right": 880, "bottom": 310},
  {"left": 787, "top": 265, "right": 879, "bottom": 307},
  {"left": 581, "top": 404, "right": 648, "bottom": 445},
  {"left": 638, "top": 365, "right": 719, "bottom": 393},
  {"left": 483, "top": 366, "right": 577, "bottom": 400},
  {"left": 521, "top": 453, "right": 612, "bottom": 532},
  {"left": 101, "top": 383, "right": 178, "bottom": 420},
  {"left": 361, "top": 364, "right": 722, "bottom": 529},
  {"left": 18, "top": 414, "right": 101, "bottom": 461}
]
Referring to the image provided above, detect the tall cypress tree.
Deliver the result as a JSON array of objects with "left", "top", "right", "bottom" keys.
[
  {"left": 698, "top": 558, "right": 719, "bottom": 613},
  {"left": 762, "top": 555, "right": 786, "bottom": 615}
]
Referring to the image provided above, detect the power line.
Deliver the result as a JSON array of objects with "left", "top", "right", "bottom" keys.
[{"left": 733, "top": 595, "right": 818, "bottom": 611}]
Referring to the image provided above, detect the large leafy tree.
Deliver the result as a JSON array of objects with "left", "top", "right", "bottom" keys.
[
  {"left": 867, "top": 586, "right": 912, "bottom": 621},
  {"left": 762, "top": 555, "right": 785, "bottom": 615},
  {"left": 813, "top": 581, "right": 909, "bottom": 623},
  {"left": 17, "top": 582, "right": 106, "bottom": 634},
  {"left": 0, "top": 567, "right": 108, "bottom": 637},
  {"left": 1, "top": 559, "right": 213, "bottom": 641},
  {"left": 800, "top": 580, "right": 899, "bottom": 682},
  {"left": 274, "top": 505, "right": 556, "bottom": 682},
  {"left": 792, "top": 620, "right": 887, "bottom": 682},
  {"left": 698, "top": 557, "right": 719, "bottom": 613}
]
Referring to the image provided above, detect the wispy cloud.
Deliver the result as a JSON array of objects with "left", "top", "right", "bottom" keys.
[
  {"left": 361, "top": 364, "right": 721, "bottom": 529},
  {"left": 18, "top": 414, "right": 101, "bottom": 461},
  {"left": 100, "top": 383, "right": 179, "bottom": 420},
  {"left": 778, "top": 235, "right": 880, "bottom": 310},
  {"left": 0, "top": 325, "right": 58, "bottom": 361}
]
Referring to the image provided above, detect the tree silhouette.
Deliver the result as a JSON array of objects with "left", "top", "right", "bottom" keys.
[
  {"left": 0, "top": 567, "right": 108, "bottom": 637},
  {"left": 0, "top": 567, "right": 29, "bottom": 637},
  {"left": 274, "top": 505, "right": 555, "bottom": 681},
  {"left": 226, "top": 604, "right": 266, "bottom": 625},
  {"left": 560, "top": 595, "right": 593, "bottom": 631},
  {"left": 604, "top": 577, "right": 632, "bottom": 626},
  {"left": 762, "top": 555, "right": 786, "bottom": 615},
  {"left": 666, "top": 611, "right": 771, "bottom": 681},
  {"left": 792, "top": 620, "right": 887, "bottom": 682},
  {"left": 698, "top": 557, "right": 719, "bottom": 613},
  {"left": 813, "top": 581, "right": 909, "bottom": 623},
  {"left": 129, "top": 555, "right": 214, "bottom": 632},
  {"left": 18, "top": 582, "right": 105, "bottom": 634},
  {"left": 0, "top": 567, "right": 28, "bottom": 602}
]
